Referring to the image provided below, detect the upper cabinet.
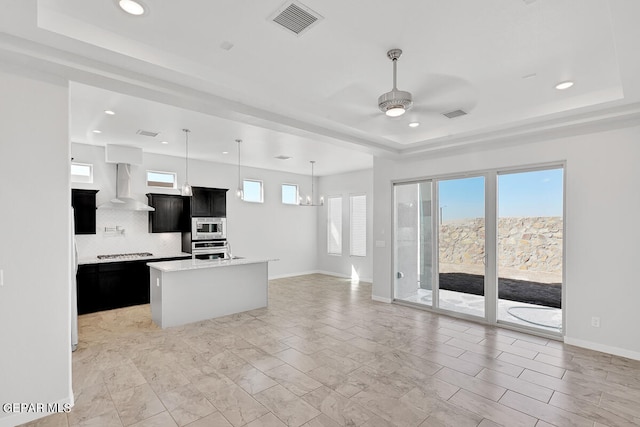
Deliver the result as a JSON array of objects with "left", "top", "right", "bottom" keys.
[
  {"left": 72, "top": 189, "right": 99, "bottom": 235},
  {"left": 147, "top": 193, "right": 188, "bottom": 233},
  {"left": 190, "top": 187, "right": 228, "bottom": 217}
]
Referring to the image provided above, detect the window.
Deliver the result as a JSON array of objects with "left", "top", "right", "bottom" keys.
[
  {"left": 327, "top": 196, "right": 342, "bottom": 255},
  {"left": 71, "top": 162, "right": 93, "bottom": 184},
  {"left": 243, "top": 179, "right": 263, "bottom": 203},
  {"left": 350, "top": 194, "right": 367, "bottom": 256},
  {"left": 147, "top": 170, "right": 177, "bottom": 189},
  {"left": 281, "top": 183, "right": 299, "bottom": 205}
]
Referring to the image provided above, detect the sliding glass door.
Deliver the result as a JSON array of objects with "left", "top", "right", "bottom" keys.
[
  {"left": 393, "top": 181, "right": 434, "bottom": 306},
  {"left": 437, "top": 176, "right": 485, "bottom": 318},
  {"left": 496, "top": 168, "right": 563, "bottom": 333},
  {"left": 393, "top": 165, "right": 564, "bottom": 335}
]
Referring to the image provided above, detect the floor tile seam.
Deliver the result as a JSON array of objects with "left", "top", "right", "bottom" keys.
[
  {"left": 499, "top": 389, "right": 592, "bottom": 426},
  {"left": 497, "top": 353, "right": 565, "bottom": 377},
  {"left": 102, "top": 381, "right": 138, "bottom": 427},
  {"left": 436, "top": 369, "right": 508, "bottom": 403},
  {"left": 475, "top": 367, "right": 554, "bottom": 404},
  {"left": 545, "top": 390, "right": 636, "bottom": 425},
  {"left": 446, "top": 388, "right": 532, "bottom": 426}
]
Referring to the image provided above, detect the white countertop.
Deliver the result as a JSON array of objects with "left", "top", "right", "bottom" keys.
[
  {"left": 78, "top": 252, "right": 192, "bottom": 265},
  {"left": 147, "top": 257, "right": 276, "bottom": 272}
]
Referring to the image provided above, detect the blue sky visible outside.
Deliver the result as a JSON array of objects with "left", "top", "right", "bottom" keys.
[{"left": 439, "top": 168, "right": 563, "bottom": 221}]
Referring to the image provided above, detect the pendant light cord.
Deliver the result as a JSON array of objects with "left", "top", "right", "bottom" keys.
[
  {"left": 236, "top": 139, "right": 242, "bottom": 198},
  {"left": 183, "top": 128, "right": 190, "bottom": 182}
]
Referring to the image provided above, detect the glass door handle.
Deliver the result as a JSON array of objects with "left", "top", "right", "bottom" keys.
[{"left": 397, "top": 272, "right": 404, "bottom": 279}]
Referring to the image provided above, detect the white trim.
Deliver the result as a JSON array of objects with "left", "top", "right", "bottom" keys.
[
  {"left": 268, "top": 270, "right": 373, "bottom": 283},
  {"left": 281, "top": 182, "right": 299, "bottom": 205},
  {"left": 564, "top": 336, "right": 640, "bottom": 361},
  {"left": 146, "top": 169, "right": 177, "bottom": 189},
  {"left": 268, "top": 270, "right": 321, "bottom": 280},
  {"left": 372, "top": 295, "right": 392, "bottom": 303},
  {"left": 242, "top": 179, "right": 264, "bottom": 203},
  {"left": 314, "top": 270, "right": 372, "bottom": 283},
  {"left": 0, "top": 395, "right": 74, "bottom": 427}
]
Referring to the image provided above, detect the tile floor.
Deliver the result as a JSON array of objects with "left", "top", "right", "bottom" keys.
[{"left": 22, "top": 274, "right": 640, "bottom": 427}]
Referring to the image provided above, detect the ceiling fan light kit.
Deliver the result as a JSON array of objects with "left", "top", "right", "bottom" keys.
[{"left": 378, "top": 48, "right": 413, "bottom": 117}]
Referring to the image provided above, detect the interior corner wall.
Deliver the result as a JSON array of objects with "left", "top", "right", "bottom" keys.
[
  {"left": 372, "top": 127, "right": 640, "bottom": 360},
  {"left": 0, "top": 69, "right": 72, "bottom": 425},
  {"left": 316, "top": 169, "right": 374, "bottom": 282}
]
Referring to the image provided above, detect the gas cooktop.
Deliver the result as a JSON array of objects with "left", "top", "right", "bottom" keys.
[{"left": 96, "top": 252, "right": 153, "bottom": 260}]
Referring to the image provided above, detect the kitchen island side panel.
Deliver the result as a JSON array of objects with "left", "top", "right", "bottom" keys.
[{"left": 151, "top": 262, "right": 268, "bottom": 328}]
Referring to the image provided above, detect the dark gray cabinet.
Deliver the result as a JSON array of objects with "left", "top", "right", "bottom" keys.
[
  {"left": 76, "top": 256, "right": 190, "bottom": 314},
  {"left": 190, "top": 187, "right": 227, "bottom": 217},
  {"left": 72, "top": 189, "right": 98, "bottom": 235},
  {"left": 147, "top": 193, "right": 188, "bottom": 233}
]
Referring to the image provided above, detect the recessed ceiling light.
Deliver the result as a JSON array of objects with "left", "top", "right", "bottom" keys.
[
  {"left": 222, "top": 151, "right": 229, "bottom": 154},
  {"left": 555, "top": 80, "right": 574, "bottom": 90},
  {"left": 274, "top": 155, "right": 292, "bottom": 160},
  {"left": 92, "top": 129, "right": 102, "bottom": 134},
  {"left": 104, "top": 110, "right": 115, "bottom": 115},
  {"left": 160, "top": 141, "right": 169, "bottom": 145},
  {"left": 408, "top": 122, "right": 420, "bottom": 128},
  {"left": 118, "top": 0, "right": 145, "bottom": 16}
]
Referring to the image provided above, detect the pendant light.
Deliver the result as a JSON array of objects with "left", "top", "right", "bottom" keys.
[
  {"left": 235, "top": 139, "right": 244, "bottom": 200},
  {"left": 301, "top": 160, "right": 324, "bottom": 206},
  {"left": 181, "top": 129, "right": 192, "bottom": 196}
]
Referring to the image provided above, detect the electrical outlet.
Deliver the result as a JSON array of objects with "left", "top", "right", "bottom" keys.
[{"left": 591, "top": 316, "right": 600, "bottom": 328}]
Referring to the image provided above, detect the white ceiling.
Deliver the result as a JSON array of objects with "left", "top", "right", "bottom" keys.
[{"left": 2, "top": 0, "right": 640, "bottom": 175}]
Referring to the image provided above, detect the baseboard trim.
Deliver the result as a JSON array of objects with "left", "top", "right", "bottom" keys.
[
  {"left": 564, "top": 336, "right": 640, "bottom": 361},
  {"left": 268, "top": 270, "right": 321, "bottom": 280},
  {"left": 269, "top": 270, "right": 373, "bottom": 283},
  {"left": 372, "top": 295, "right": 392, "bottom": 303},
  {"left": 0, "top": 395, "right": 73, "bottom": 427},
  {"left": 313, "top": 270, "right": 373, "bottom": 283}
]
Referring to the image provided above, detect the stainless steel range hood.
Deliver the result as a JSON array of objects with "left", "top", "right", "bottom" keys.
[{"left": 97, "top": 145, "right": 154, "bottom": 211}]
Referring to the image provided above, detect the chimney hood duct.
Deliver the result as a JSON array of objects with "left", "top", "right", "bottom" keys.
[
  {"left": 98, "top": 145, "right": 154, "bottom": 211},
  {"left": 98, "top": 163, "right": 155, "bottom": 211}
]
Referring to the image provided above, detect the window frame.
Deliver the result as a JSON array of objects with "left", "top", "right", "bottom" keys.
[
  {"left": 281, "top": 183, "right": 299, "bottom": 205},
  {"left": 243, "top": 179, "right": 264, "bottom": 203},
  {"left": 70, "top": 162, "right": 94, "bottom": 184},
  {"left": 146, "top": 170, "right": 177, "bottom": 189}
]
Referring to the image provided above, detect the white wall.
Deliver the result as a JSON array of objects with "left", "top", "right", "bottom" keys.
[
  {"left": 0, "top": 70, "right": 72, "bottom": 425},
  {"left": 316, "top": 169, "right": 374, "bottom": 282},
  {"left": 71, "top": 143, "right": 317, "bottom": 278},
  {"left": 372, "top": 126, "right": 640, "bottom": 359}
]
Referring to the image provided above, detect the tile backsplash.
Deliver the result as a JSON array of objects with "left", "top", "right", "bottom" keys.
[{"left": 75, "top": 209, "right": 182, "bottom": 258}]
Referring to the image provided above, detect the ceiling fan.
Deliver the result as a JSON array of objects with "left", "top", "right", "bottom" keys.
[
  {"left": 325, "top": 47, "right": 475, "bottom": 130},
  {"left": 378, "top": 48, "right": 413, "bottom": 117}
]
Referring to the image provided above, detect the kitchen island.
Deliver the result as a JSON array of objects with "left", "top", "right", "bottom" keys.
[{"left": 147, "top": 257, "right": 273, "bottom": 328}]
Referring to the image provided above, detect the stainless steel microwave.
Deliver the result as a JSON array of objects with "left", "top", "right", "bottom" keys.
[{"left": 192, "top": 217, "right": 226, "bottom": 240}]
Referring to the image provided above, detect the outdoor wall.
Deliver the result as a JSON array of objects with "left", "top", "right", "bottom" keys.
[
  {"left": 71, "top": 143, "right": 318, "bottom": 279},
  {"left": 373, "top": 125, "right": 640, "bottom": 360},
  {"left": 440, "top": 217, "right": 563, "bottom": 275},
  {"left": 316, "top": 169, "right": 374, "bottom": 282},
  {"left": 0, "top": 69, "right": 72, "bottom": 426}
]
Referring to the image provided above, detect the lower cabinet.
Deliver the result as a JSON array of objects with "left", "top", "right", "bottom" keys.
[{"left": 76, "top": 257, "right": 189, "bottom": 315}]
